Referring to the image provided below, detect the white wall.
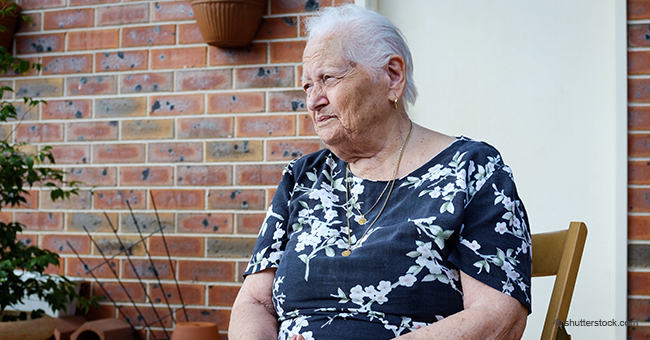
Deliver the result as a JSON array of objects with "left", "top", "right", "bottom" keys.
[{"left": 362, "top": 0, "right": 627, "bottom": 339}]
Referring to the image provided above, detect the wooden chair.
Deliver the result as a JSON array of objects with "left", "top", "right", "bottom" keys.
[{"left": 531, "top": 221, "right": 588, "bottom": 340}]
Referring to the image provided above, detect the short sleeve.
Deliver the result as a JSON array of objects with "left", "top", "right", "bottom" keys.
[
  {"left": 243, "top": 160, "right": 297, "bottom": 277},
  {"left": 447, "top": 153, "right": 532, "bottom": 313}
]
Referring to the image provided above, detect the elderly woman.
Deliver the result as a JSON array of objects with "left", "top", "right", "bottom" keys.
[{"left": 229, "top": 5, "right": 530, "bottom": 340}]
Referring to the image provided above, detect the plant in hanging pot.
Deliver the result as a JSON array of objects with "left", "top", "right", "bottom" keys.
[
  {"left": 191, "top": 0, "right": 267, "bottom": 48},
  {"left": 0, "top": 1, "right": 21, "bottom": 51},
  {"left": 0, "top": 40, "right": 97, "bottom": 340}
]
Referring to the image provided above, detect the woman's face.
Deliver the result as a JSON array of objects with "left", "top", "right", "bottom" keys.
[{"left": 301, "top": 35, "right": 392, "bottom": 152}]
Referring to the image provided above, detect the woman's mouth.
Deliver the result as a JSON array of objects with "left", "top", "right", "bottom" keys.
[{"left": 316, "top": 114, "right": 334, "bottom": 123}]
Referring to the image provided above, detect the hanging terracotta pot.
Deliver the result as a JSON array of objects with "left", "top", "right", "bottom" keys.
[
  {"left": 171, "top": 321, "right": 219, "bottom": 340},
  {"left": 0, "top": 1, "right": 20, "bottom": 52},
  {"left": 190, "top": 0, "right": 266, "bottom": 48},
  {"left": 0, "top": 311, "right": 55, "bottom": 340}
]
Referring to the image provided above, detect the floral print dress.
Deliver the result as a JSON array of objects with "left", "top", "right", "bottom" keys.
[{"left": 244, "top": 137, "right": 532, "bottom": 340}]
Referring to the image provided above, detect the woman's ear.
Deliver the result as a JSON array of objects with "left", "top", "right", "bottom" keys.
[{"left": 386, "top": 54, "right": 407, "bottom": 98}]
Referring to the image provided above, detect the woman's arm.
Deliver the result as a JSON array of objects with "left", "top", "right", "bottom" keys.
[
  {"left": 395, "top": 270, "right": 528, "bottom": 340},
  {"left": 229, "top": 268, "right": 279, "bottom": 340}
]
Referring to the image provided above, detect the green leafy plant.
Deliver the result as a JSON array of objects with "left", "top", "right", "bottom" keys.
[{"left": 0, "top": 46, "right": 97, "bottom": 321}]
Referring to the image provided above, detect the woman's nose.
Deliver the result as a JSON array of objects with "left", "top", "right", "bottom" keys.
[{"left": 306, "top": 87, "right": 329, "bottom": 112}]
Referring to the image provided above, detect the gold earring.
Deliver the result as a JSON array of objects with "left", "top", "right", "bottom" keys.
[{"left": 393, "top": 97, "right": 399, "bottom": 109}]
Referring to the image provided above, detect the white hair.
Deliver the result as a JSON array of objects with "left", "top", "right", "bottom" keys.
[{"left": 304, "top": 4, "right": 418, "bottom": 110}]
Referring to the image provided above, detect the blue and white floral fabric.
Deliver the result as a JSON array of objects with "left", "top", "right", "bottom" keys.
[{"left": 244, "top": 137, "right": 531, "bottom": 340}]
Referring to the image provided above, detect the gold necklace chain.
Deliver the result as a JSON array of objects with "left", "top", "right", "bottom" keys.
[
  {"left": 347, "top": 163, "right": 392, "bottom": 225},
  {"left": 343, "top": 120, "right": 413, "bottom": 257}
]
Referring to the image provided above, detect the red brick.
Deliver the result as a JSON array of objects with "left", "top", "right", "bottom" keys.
[
  {"left": 70, "top": 0, "right": 118, "bottom": 5},
  {"left": 18, "top": 13, "right": 42, "bottom": 32},
  {"left": 237, "top": 115, "right": 296, "bottom": 137},
  {"left": 177, "top": 117, "right": 233, "bottom": 139},
  {"left": 0, "top": 57, "right": 39, "bottom": 77},
  {"left": 629, "top": 215, "right": 650, "bottom": 240},
  {"left": 206, "top": 140, "right": 264, "bottom": 162},
  {"left": 178, "top": 23, "right": 203, "bottom": 44},
  {"left": 630, "top": 271, "right": 650, "bottom": 295},
  {"left": 16, "top": 212, "right": 63, "bottom": 231},
  {"left": 119, "top": 166, "right": 173, "bottom": 186},
  {"left": 92, "top": 282, "right": 145, "bottom": 303},
  {"left": 97, "top": 4, "right": 148, "bottom": 26},
  {"left": 630, "top": 0, "right": 650, "bottom": 20},
  {"left": 149, "top": 189, "right": 205, "bottom": 210},
  {"left": 630, "top": 133, "right": 650, "bottom": 158},
  {"left": 4, "top": 189, "right": 38, "bottom": 210},
  {"left": 632, "top": 24, "right": 650, "bottom": 47},
  {"left": 67, "top": 257, "right": 119, "bottom": 279},
  {"left": 631, "top": 160, "right": 650, "bottom": 185},
  {"left": 630, "top": 106, "right": 650, "bottom": 130},
  {"left": 178, "top": 260, "right": 235, "bottom": 282},
  {"left": 237, "top": 213, "right": 266, "bottom": 234},
  {"left": 15, "top": 123, "right": 63, "bottom": 142},
  {"left": 67, "top": 76, "right": 117, "bottom": 96},
  {"left": 0, "top": 212, "right": 12, "bottom": 223},
  {"left": 15, "top": 78, "right": 64, "bottom": 98},
  {"left": 67, "top": 212, "right": 119, "bottom": 232},
  {"left": 152, "top": 47, "right": 206, "bottom": 69},
  {"left": 177, "top": 165, "right": 232, "bottom": 186},
  {"left": 629, "top": 297, "right": 650, "bottom": 322},
  {"left": 628, "top": 325, "right": 650, "bottom": 339},
  {"left": 630, "top": 51, "right": 650, "bottom": 75},
  {"left": 21, "top": 0, "right": 65, "bottom": 10},
  {"left": 208, "top": 285, "right": 240, "bottom": 307},
  {"left": 235, "top": 66, "right": 294, "bottom": 88},
  {"left": 49, "top": 144, "right": 89, "bottom": 164},
  {"left": 269, "top": 90, "right": 307, "bottom": 112},
  {"left": 236, "top": 164, "right": 284, "bottom": 186},
  {"left": 334, "top": 0, "right": 354, "bottom": 4},
  {"left": 120, "top": 72, "right": 173, "bottom": 93},
  {"left": 152, "top": 1, "right": 194, "bottom": 21},
  {"left": 41, "top": 190, "right": 92, "bottom": 209},
  {"left": 150, "top": 93, "right": 204, "bottom": 116},
  {"left": 178, "top": 212, "right": 233, "bottom": 233},
  {"left": 150, "top": 235, "right": 204, "bottom": 257},
  {"left": 255, "top": 17, "right": 298, "bottom": 40},
  {"left": 629, "top": 187, "right": 650, "bottom": 212},
  {"left": 207, "top": 237, "right": 255, "bottom": 258},
  {"left": 16, "top": 33, "right": 65, "bottom": 54},
  {"left": 44, "top": 8, "right": 93, "bottom": 30},
  {"left": 208, "top": 189, "right": 266, "bottom": 210},
  {"left": 176, "top": 69, "right": 232, "bottom": 91},
  {"left": 119, "top": 306, "right": 172, "bottom": 328},
  {"left": 270, "top": 0, "right": 330, "bottom": 14},
  {"left": 122, "top": 119, "right": 174, "bottom": 140},
  {"left": 68, "top": 167, "right": 117, "bottom": 186},
  {"left": 298, "top": 113, "right": 317, "bottom": 135},
  {"left": 93, "top": 143, "right": 145, "bottom": 163},
  {"left": 96, "top": 97, "right": 147, "bottom": 118},
  {"left": 209, "top": 43, "right": 267, "bottom": 66},
  {"left": 148, "top": 142, "right": 203, "bottom": 162},
  {"left": 267, "top": 139, "right": 322, "bottom": 160},
  {"left": 94, "top": 235, "right": 146, "bottom": 257},
  {"left": 122, "top": 25, "right": 176, "bottom": 47},
  {"left": 68, "top": 29, "right": 119, "bottom": 51},
  {"left": 174, "top": 308, "right": 230, "bottom": 330},
  {"left": 150, "top": 283, "right": 204, "bottom": 305},
  {"left": 120, "top": 212, "right": 174, "bottom": 233},
  {"left": 270, "top": 40, "right": 305, "bottom": 63},
  {"left": 96, "top": 50, "right": 148, "bottom": 72},
  {"left": 17, "top": 233, "right": 37, "bottom": 248},
  {"left": 207, "top": 92, "right": 265, "bottom": 113},
  {"left": 42, "top": 99, "right": 91, "bottom": 119},
  {"left": 42, "top": 234, "right": 90, "bottom": 254},
  {"left": 68, "top": 121, "right": 118, "bottom": 141},
  {"left": 122, "top": 259, "right": 175, "bottom": 280},
  {"left": 630, "top": 78, "right": 650, "bottom": 103},
  {"left": 94, "top": 189, "right": 146, "bottom": 210}
]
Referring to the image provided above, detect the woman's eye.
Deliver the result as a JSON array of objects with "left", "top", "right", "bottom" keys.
[{"left": 302, "top": 84, "right": 312, "bottom": 92}]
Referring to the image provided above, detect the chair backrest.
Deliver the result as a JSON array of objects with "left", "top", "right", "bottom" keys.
[{"left": 531, "top": 221, "right": 587, "bottom": 340}]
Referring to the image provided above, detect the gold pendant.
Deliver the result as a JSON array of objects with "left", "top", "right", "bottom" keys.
[
  {"left": 358, "top": 216, "right": 367, "bottom": 225},
  {"left": 342, "top": 249, "right": 351, "bottom": 257}
]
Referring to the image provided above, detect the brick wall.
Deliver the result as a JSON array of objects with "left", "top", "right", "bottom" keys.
[
  {"left": 0, "top": 0, "right": 352, "bottom": 338},
  {"left": 629, "top": 0, "right": 650, "bottom": 338}
]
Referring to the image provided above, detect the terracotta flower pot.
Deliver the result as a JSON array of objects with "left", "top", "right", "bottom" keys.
[
  {"left": 0, "top": 312, "right": 55, "bottom": 340},
  {"left": 0, "top": 1, "right": 21, "bottom": 52},
  {"left": 190, "top": 0, "right": 266, "bottom": 48},
  {"left": 171, "top": 321, "right": 219, "bottom": 340}
]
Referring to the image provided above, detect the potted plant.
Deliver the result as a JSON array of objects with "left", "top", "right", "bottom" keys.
[
  {"left": 191, "top": 0, "right": 266, "bottom": 47},
  {"left": 0, "top": 43, "right": 95, "bottom": 340},
  {"left": 0, "top": 1, "right": 21, "bottom": 51}
]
